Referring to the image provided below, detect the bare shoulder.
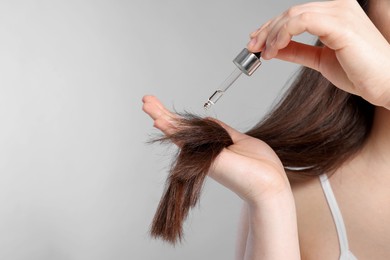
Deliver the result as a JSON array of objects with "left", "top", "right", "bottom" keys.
[{"left": 288, "top": 173, "right": 340, "bottom": 259}]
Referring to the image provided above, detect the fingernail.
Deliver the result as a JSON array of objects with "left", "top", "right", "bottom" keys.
[{"left": 249, "top": 37, "right": 257, "bottom": 47}]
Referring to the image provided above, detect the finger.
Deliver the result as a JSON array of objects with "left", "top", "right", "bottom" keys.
[
  {"left": 279, "top": 12, "right": 339, "bottom": 46},
  {"left": 275, "top": 41, "right": 356, "bottom": 94},
  {"left": 152, "top": 117, "right": 178, "bottom": 136},
  {"left": 142, "top": 96, "right": 246, "bottom": 144},
  {"left": 249, "top": 2, "right": 334, "bottom": 53},
  {"left": 248, "top": 1, "right": 328, "bottom": 39},
  {"left": 254, "top": 14, "right": 285, "bottom": 50},
  {"left": 247, "top": 22, "right": 270, "bottom": 52},
  {"left": 265, "top": 12, "right": 340, "bottom": 59},
  {"left": 249, "top": 20, "right": 272, "bottom": 39},
  {"left": 264, "top": 6, "right": 309, "bottom": 45},
  {"left": 273, "top": 40, "right": 322, "bottom": 70},
  {"left": 248, "top": 13, "right": 291, "bottom": 52},
  {"left": 142, "top": 95, "right": 179, "bottom": 124},
  {"left": 142, "top": 95, "right": 179, "bottom": 135},
  {"left": 265, "top": 8, "right": 334, "bottom": 58},
  {"left": 142, "top": 95, "right": 174, "bottom": 120}
]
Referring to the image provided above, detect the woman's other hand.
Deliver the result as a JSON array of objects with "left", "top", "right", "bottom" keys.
[
  {"left": 142, "top": 95, "right": 292, "bottom": 206},
  {"left": 247, "top": 0, "right": 390, "bottom": 109}
]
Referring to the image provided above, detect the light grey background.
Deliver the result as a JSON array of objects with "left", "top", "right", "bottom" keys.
[{"left": 0, "top": 0, "right": 313, "bottom": 259}]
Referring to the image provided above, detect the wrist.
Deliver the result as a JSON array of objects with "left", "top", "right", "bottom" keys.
[
  {"left": 248, "top": 187, "right": 295, "bottom": 213},
  {"left": 246, "top": 179, "right": 294, "bottom": 209},
  {"left": 245, "top": 187, "right": 300, "bottom": 259}
]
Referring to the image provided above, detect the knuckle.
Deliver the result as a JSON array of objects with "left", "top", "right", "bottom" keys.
[
  {"left": 299, "top": 12, "right": 313, "bottom": 23},
  {"left": 285, "top": 6, "right": 299, "bottom": 18},
  {"left": 153, "top": 118, "right": 164, "bottom": 129},
  {"left": 281, "top": 21, "right": 290, "bottom": 33}
]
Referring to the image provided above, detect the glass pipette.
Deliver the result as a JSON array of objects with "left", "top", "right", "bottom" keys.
[
  {"left": 203, "top": 67, "right": 242, "bottom": 109},
  {"left": 204, "top": 48, "right": 261, "bottom": 110}
]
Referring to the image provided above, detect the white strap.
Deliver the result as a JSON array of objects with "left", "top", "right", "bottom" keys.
[{"left": 319, "top": 174, "right": 352, "bottom": 258}]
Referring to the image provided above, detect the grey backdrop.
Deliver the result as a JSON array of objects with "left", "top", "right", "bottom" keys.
[{"left": 0, "top": 0, "right": 313, "bottom": 259}]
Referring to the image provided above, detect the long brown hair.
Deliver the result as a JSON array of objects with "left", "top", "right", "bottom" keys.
[
  {"left": 246, "top": 65, "right": 374, "bottom": 178},
  {"left": 150, "top": 0, "right": 373, "bottom": 244}
]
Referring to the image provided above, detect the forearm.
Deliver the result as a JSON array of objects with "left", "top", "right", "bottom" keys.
[{"left": 243, "top": 191, "right": 300, "bottom": 260}]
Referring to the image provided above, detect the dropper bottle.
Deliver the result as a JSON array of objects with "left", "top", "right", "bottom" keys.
[{"left": 204, "top": 48, "right": 262, "bottom": 109}]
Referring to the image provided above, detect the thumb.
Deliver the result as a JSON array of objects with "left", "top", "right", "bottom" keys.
[{"left": 275, "top": 40, "right": 323, "bottom": 71}]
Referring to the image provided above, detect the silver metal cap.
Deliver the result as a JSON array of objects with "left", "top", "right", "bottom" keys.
[{"left": 233, "top": 48, "right": 261, "bottom": 76}]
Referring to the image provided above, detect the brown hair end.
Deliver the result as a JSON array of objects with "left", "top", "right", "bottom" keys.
[{"left": 149, "top": 114, "right": 233, "bottom": 244}]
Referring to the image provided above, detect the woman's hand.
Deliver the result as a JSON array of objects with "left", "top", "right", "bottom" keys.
[
  {"left": 143, "top": 96, "right": 300, "bottom": 259},
  {"left": 248, "top": 0, "right": 390, "bottom": 109},
  {"left": 142, "top": 95, "right": 292, "bottom": 205}
]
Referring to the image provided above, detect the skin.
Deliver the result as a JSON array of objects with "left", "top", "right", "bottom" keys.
[{"left": 143, "top": 0, "right": 390, "bottom": 258}]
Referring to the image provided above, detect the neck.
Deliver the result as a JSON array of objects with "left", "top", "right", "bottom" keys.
[
  {"left": 363, "top": 106, "right": 390, "bottom": 166},
  {"left": 342, "top": 106, "right": 390, "bottom": 178}
]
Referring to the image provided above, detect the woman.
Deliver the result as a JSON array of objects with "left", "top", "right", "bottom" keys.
[{"left": 143, "top": 0, "right": 390, "bottom": 258}]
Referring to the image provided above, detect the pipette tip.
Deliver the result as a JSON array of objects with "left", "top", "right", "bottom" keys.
[{"left": 203, "top": 101, "right": 213, "bottom": 110}]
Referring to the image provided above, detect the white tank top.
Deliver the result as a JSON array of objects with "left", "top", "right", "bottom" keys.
[{"left": 319, "top": 174, "right": 358, "bottom": 260}]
